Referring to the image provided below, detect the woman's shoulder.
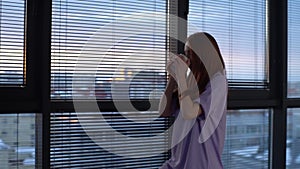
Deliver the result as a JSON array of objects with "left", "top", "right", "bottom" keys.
[
  {"left": 212, "top": 69, "right": 226, "bottom": 80},
  {"left": 210, "top": 70, "right": 227, "bottom": 88},
  {"left": 198, "top": 70, "right": 227, "bottom": 99}
]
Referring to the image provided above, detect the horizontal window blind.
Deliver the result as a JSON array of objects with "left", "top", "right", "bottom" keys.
[
  {"left": 222, "top": 109, "right": 269, "bottom": 169},
  {"left": 51, "top": 0, "right": 170, "bottom": 168},
  {"left": 0, "top": 0, "right": 25, "bottom": 85},
  {"left": 287, "top": 108, "right": 300, "bottom": 168},
  {"left": 288, "top": 0, "right": 300, "bottom": 98},
  {"left": 188, "top": 0, "right": 267, "bottom": 88},
  {"left": 50, "top": 112, "right": 169, "bottom": 168},
  {"left": 0, "top": 114, "right": 36, "bottom": 168},
  {"left": 51, "top": 0, "right": 167, "bottom": 100}
]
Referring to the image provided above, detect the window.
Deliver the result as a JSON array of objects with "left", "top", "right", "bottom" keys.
[
  {"left": 50, "top": 111, "right": 169, "bottom": 168},
  {"left": 0, "top": 0, "right": 291, "bottom": 168},
  {"left": 287, "top": 1, "right": 300, "bottom": 167},
  {"left": 223, "top": 109, "right": 269, "bottom": 169},
  {"left": 0, "top": 0, "right": 25, "bottom": 85},
  {"left": 188, "top": 0, "right": 267, "bottom": 88},
  {"left": 0, "top": 114, "right": 36, "bottom": 169},
  {"left": 187, "top": 1, "right": 274, "bottom": 168},
  {"left": 287, "top": 108, "right": 300, "bottom": 168},
  {"left": 0, "top": 0, "right": 38, "bottom": 168},
  {"left": 51, "top": 0, "right": 167, "bottom": 100},
  {"left": 51, "top": 0, "right": 169, "bottom": 168},
  {"left": 288, "top": 0, "right": 300, "bottom": 98}
]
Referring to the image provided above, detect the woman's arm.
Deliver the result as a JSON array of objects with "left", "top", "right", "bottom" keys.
[
  {"left": 177, "top": 76, "right": 202, "bottom": 120},
  {"left": 168, "top": 56, "right": 202, "bottom": 120},
  {"left": 158, "top": 76, "right": 177, "bottom": 117}
]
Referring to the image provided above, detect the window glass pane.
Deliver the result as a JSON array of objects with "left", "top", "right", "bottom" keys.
[
  {"left": 223, "top": 109, "right": 270, "bottom": 168},
  {"left": 287, "top": 108, "right": 300, "bottom": 168},
  {"left": 0, "top": 0, "right": 25, "bottom": 85},
  {"left": 0, "top": 114, "right": 36, "bottom": 169},
  {"left": 50, "top": 110, "right": 271, "bottom": 168},
  {"left": 288, "top": 1, "right": 300, "bottom": 97},
  {"left": 50, "top": 111, "right": 169, "bottom": 168},
  {"left": 188, "top": 0, "right": 267, "bottom": 88},
  {"left": 51, "top": 0, "right": 167, "bottom": 100}
]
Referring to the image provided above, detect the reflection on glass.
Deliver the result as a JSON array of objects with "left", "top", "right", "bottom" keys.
[
  {"left": 0, "top": 114, "right": 36, "bottom": 169},
  {"left": 287, "top": 108, "right": 300, "bottom": 168},
  {"left": 222, "top": 109, "right": 270, "bottom": 169}
]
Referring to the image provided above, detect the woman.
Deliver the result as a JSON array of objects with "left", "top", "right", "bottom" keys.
[{"left": 159, "top": 32, "right": 228, "bottom": 169}]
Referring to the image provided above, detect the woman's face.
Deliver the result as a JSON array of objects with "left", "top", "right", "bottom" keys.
[
  {"left": 184, "top": 43, "right": 193, "bottom": 67},
  {"left": 184, "top": 43, "right": 200, "bottom": 69},
  {"left": 184, "top": 47, "right": 192, "bottom": 60},
  {"left": 184, "top": 42, "right": 192, "bottom": 59}
]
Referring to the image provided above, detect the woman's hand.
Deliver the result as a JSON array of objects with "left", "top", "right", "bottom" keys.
[
  {"left": 167, "top": 54, "right": 190, "bottom": 83},
  {"left": 167, "top": 54, "right": 190, "bottom": 81}
]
